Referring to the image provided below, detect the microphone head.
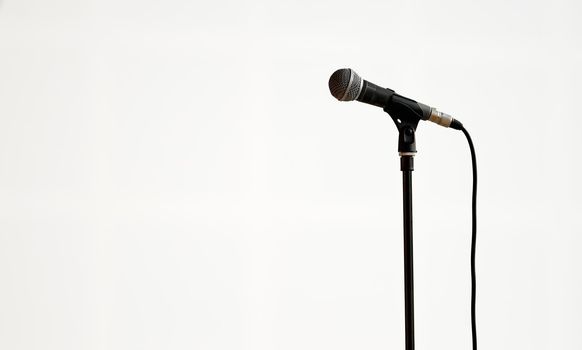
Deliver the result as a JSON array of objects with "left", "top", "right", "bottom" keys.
[{"left": 328, "top": 68, "right": 363, "bottom": 101}]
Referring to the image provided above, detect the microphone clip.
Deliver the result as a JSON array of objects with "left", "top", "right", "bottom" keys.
[{"left": 383, "top": 96, "right": 423, "bottom": 155}]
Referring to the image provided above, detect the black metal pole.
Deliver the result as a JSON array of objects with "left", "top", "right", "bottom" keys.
[{"left": 401, "top": 154, "right": 415, "bottom": 350}]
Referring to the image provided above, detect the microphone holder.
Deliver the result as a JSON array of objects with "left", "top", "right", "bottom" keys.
[{"left": 383, "top": 104, "right": 421, "bottom": 350}]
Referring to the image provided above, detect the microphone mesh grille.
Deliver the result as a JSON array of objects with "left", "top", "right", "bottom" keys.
[{"left": 328, "top": 68, "right": 362, "bottom": 101}]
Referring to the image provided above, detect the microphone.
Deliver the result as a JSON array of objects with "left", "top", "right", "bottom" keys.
[{"left": 328, "top": 68, "right": 462, "bottom": 130}]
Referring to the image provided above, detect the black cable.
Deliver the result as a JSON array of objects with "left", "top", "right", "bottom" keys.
[{"left": 461, "top": 126, "right": 477, "bottom": 350}]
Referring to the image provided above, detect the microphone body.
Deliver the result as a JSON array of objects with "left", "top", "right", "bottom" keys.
[{"left": 329, "top": 68, "right": 462, "bottom": 129}]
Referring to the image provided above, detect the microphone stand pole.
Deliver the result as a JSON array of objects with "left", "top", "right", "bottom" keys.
[
  {"left": 389, "top": 113, "right": 419, "bottom": 350},
  {"left": 401, "top": 151, "right": 415, "bottom": 350}
]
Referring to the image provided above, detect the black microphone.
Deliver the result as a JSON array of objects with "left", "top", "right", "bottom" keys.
[{"left": 328, "top": 68, "right": 462, "bottom": 130}]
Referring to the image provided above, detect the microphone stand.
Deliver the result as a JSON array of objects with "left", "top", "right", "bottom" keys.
[{"left": 385, "top": 107, "right": 420, "bottom": 350}]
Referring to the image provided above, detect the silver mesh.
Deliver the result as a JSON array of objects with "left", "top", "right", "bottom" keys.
[{"left": 328, "top": 68, "right": 362, "bottom": 101}]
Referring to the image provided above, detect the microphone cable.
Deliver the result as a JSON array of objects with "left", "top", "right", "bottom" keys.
[{"left": 460, "top": 126, "right": 478, "bottom": 350}]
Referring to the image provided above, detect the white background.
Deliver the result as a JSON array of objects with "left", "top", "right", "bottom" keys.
[{"left": 1, "top": 0, "right": 581, "bottom": 349}]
